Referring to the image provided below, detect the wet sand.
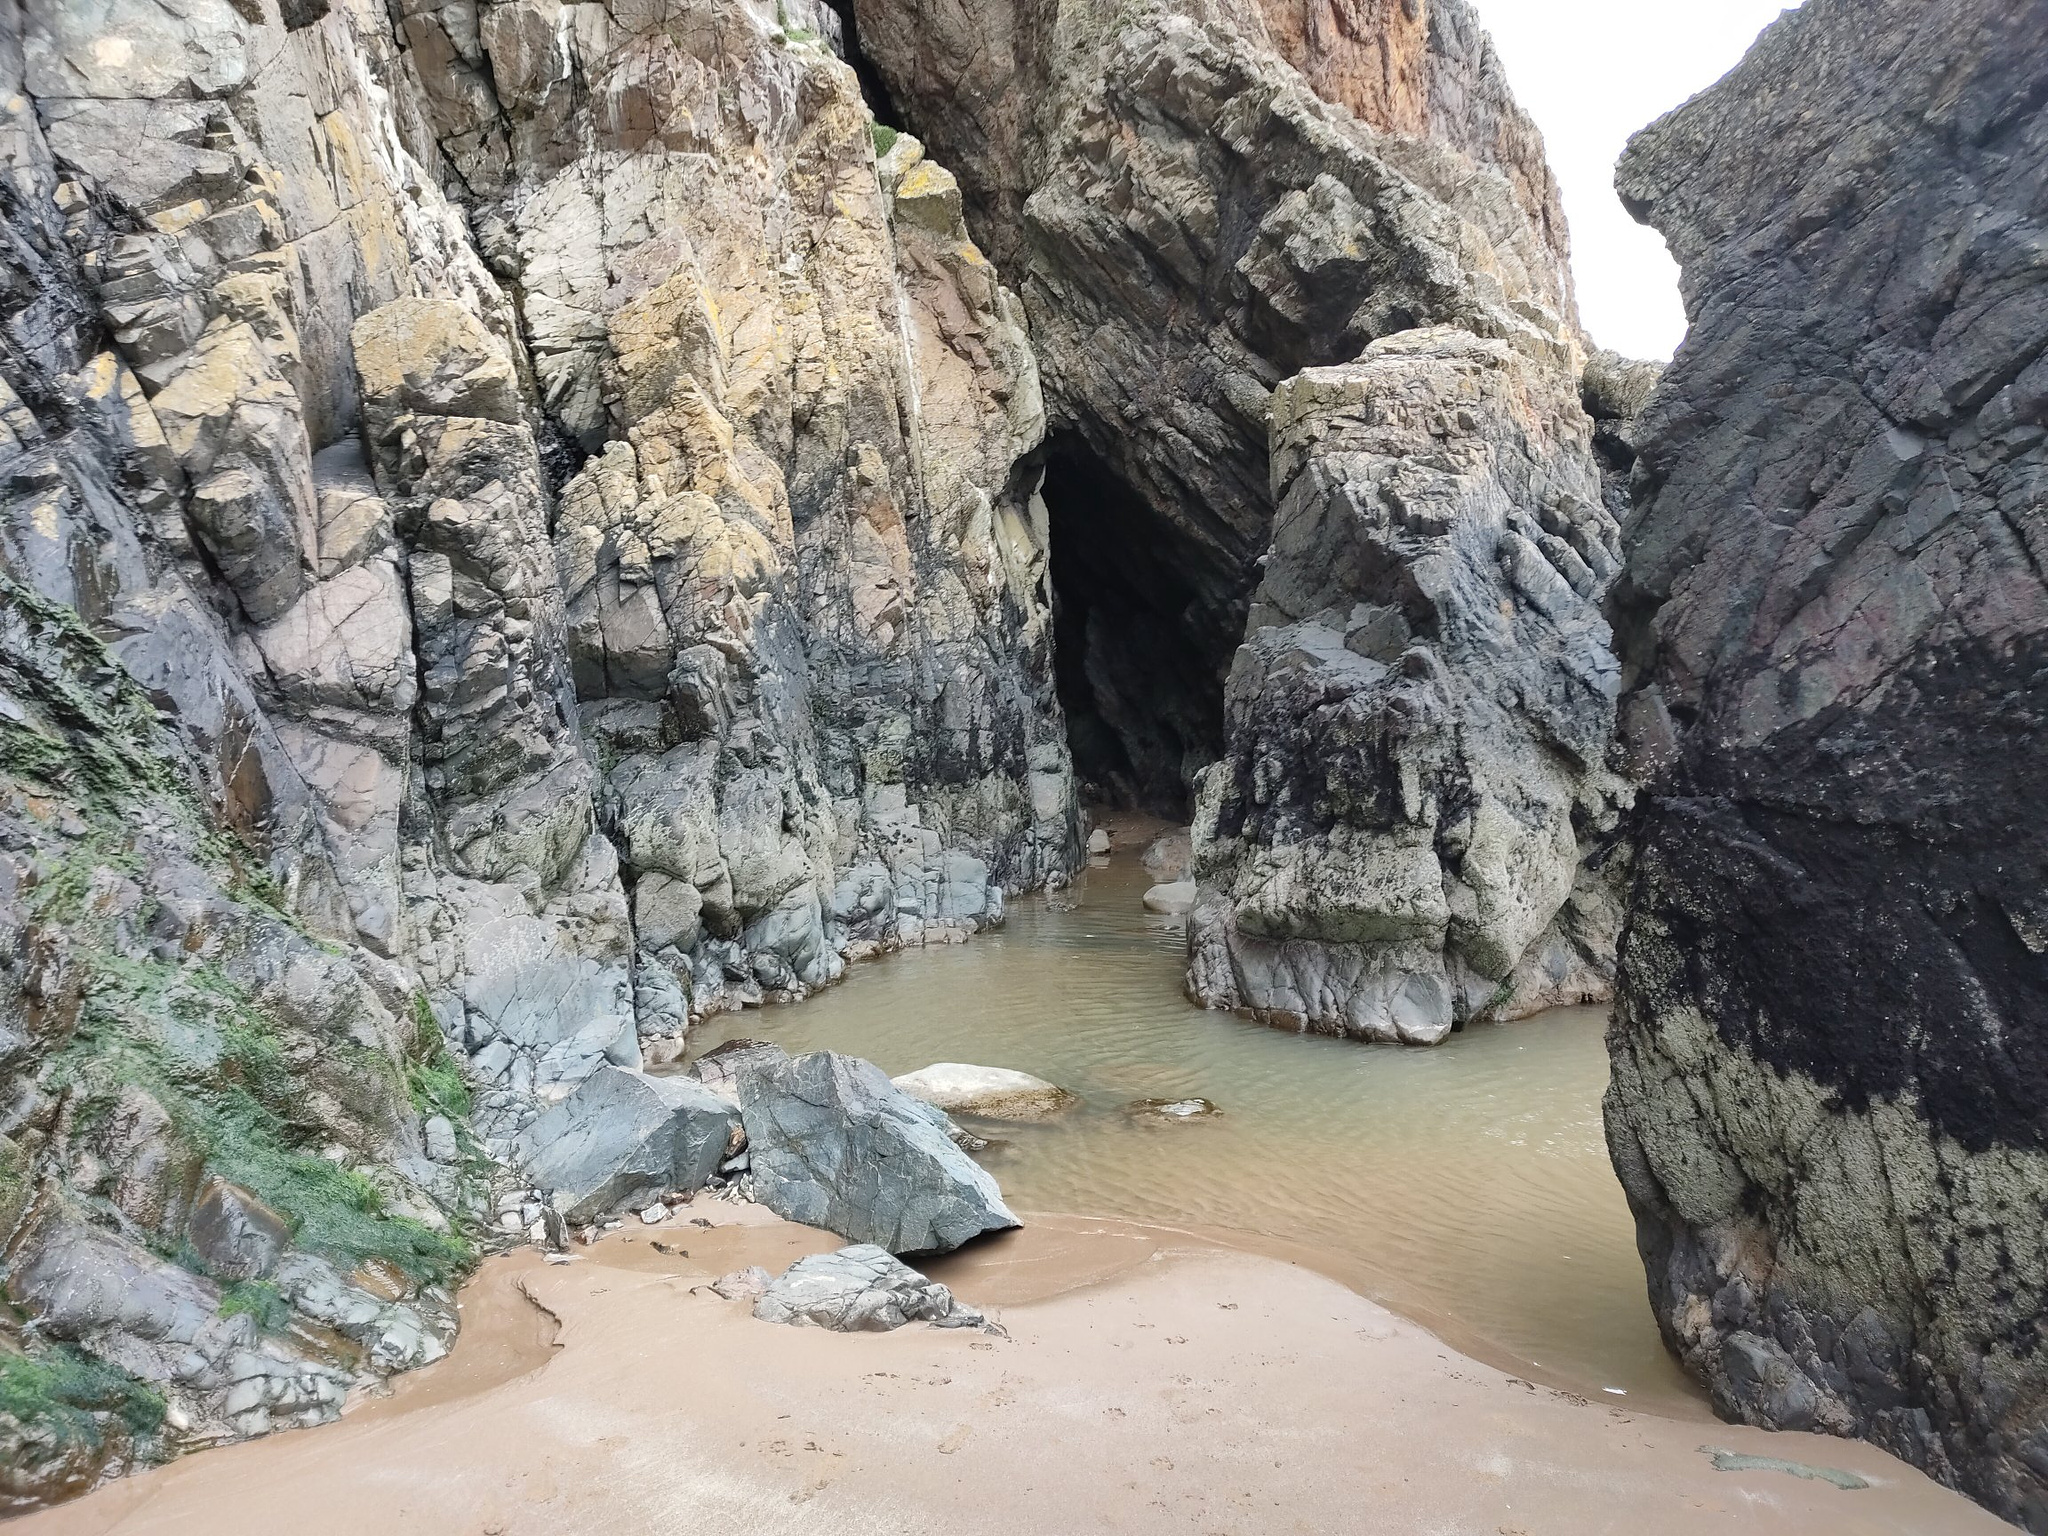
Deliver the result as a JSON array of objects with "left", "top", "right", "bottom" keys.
[
  {"left": 18, "top": 1206, "right": 2003, "bottom": 1536},
  {"left": 679, "top": 821, "right": 1701, "bottom": 1410}
]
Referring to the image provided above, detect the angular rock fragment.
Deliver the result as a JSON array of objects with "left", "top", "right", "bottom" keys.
[
  {"left": 740, "top": 1051, "right": 1019, "bottom": 1255},
  {"left": 752, "top": 1244, "right": 986, "bottom": 1332},
  {"left": 514, "top": 1067, "right": 737, "bottom": 1223}
]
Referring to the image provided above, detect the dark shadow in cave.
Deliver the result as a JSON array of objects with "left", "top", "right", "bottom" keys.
[
  {"left": 1043, "top": 435, "right": 1239, "bottom": 822},
  {"left": 820, "top": 0, "right": 905, "bottom": 130}
]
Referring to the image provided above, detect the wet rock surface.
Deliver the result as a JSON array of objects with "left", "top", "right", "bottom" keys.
[
  {"left": 890, "top": 1063, "right": 1078, "bottom": 1121},
  {"left": 1602, "top": 0, "right": 2048, "bottom": 1524}
]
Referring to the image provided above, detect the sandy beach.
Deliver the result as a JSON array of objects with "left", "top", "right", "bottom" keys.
[{"left": 14, "top": 1207, "right": 2003, "bottom": 1536}]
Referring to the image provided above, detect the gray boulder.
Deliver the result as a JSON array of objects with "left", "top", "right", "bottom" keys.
[
  {"left": 752, "top": 1244, "right": 986, "bottom": 1332},
  {"left": 514, "top": 1066, "right": 737, "bottom": 1222},
  {"left": 739, "top": 1051, "right": 1019, "bottom": 1254},
  {"left": 185, "top": 1178, "right": 290, "bottom": 1282}
]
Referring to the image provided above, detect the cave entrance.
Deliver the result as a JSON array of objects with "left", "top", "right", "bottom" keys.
[{"left": 1043, "top": 435, "right": 1236, "bottom": 822}]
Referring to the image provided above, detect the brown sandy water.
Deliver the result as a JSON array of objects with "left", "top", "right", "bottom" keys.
[{"left": 685, "top": 834, "right": 1706, "bottom": 1414}]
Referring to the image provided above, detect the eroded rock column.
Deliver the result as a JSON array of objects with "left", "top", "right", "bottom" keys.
[{"left": 1188, "top": 328, "right": 1623, "bottom": 1041}]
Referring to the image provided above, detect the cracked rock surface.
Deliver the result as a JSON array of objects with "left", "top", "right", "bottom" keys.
[
  {"left": 1601, "top": 0, "right": 2048, "bottom": 1525},
  {"left": 0, "top": 0, "right": 1067, "bottom": 1505}
]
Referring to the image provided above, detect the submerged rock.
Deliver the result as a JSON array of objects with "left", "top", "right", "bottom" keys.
[
  {"left": 513, "top": 1067, "right": 736, "bottom": 1223},
  {"left": 740, "top": 1051, "right": 1020, "bottom": 1255},
  {"left": 1142, "top": 881, "right": 1196, "bottom": 917},
  {"left": 1124, "top": 1098, "right": 1222, "bottom": 1121},
  {"left": 752, "top": 1245, "right": 987, "bottom": 1332},
  {"left": 892, "top": 1063, "right": 1079, "bottom": 1121},
  {"left": 1601, "top": 0, "right": 2048, "bottom": 1524}
]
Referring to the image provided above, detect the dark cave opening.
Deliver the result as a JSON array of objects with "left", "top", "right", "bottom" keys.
[
  {"left": 820, "top": 0, "right": 905, "bottom": 130},
  {"left": 1043, "top": 435, "right": 1238, "bottom": 822}
]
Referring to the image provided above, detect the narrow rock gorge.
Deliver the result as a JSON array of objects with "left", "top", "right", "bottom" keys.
[
  {"left": 2, "top": 0, "right": 2039, "bottom": 1525},
  {"left": 1603, "top": 0, "right": 2048, "bottom": 1526}
]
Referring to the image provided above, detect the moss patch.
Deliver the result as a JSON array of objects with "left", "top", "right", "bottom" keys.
[
  {"left": 871, "top": 123, "right": 899, "bottom": 159},
  {"left": 49, "top": 959, "right": 471, "bottom": 1287},
  {"left": 0, "top": 1345, "right": 164, "bottom": 1451},
  {"left": 216, "top": 1280, "right": 291, "bottom": 1334}
]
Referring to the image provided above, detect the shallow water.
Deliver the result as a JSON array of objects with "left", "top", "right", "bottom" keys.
[{"left": 688, "top": 846, "right": 1705, "bottom": 1415}]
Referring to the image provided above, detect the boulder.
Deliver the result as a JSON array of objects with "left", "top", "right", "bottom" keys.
[
  {"left": 752, "top": 1244, "right": 986, "bottom": 1332},
  {"left": 1141, "top": 828, "right": 1191, "bottom": 881},
  {"left": 1086, "top": 828, "right": 1112, "bottom": 856},
  {"left": 1142, "top": 880, "right": 1194, "bottom": 916},
  {"left": 710, "top": 1266, "right": 772, "bottom": 1303},
  {"left": 1187, "top": 331, "right": 1623, "bottom": 1043},
  {"left": 890, "top": 1063, "right": 1078, "bottom": 1121},
  {"left": 185, "top": 1178, "right": 290, "bottom": 1282},
  {"left": 739, "top": 1051, "right": 1019, "bottom": 1254},
  {"left": 513, "top": 1066, "right": 737, "bottom": 1222}
]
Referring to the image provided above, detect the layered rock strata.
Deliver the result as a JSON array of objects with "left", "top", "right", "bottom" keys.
[
  {"left": 1188, "top": 328, "right": 1623, "bottom": 1041},
  {"left": 0, "top": 0, "right": 1069, "bottom": 1502},
  {"left": 851, "top": 0, "right": 1590, "bottom": 814},
  {"left": 848, "top": 0, "right": 1630, "bottom": 1030},
  {"left": 1602, "top": 0, "right": 2048, "bottom": 1524}
]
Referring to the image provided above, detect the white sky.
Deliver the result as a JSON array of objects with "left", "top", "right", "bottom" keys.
[{"left": 1468, "top": 0, "right": 1803, "bottom": 358}]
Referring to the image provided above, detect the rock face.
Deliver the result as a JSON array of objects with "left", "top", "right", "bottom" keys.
[
  {"left": 849, "top": 0, "right": 1590, "bottom": 816},
  {"left": 752, "top": 1243, "right": 987, "bottom": 1331},
  {"left": 1188, "top": 330, "right": 1624, "bottom": 1042},
  {"left": 740, "top": 1051, "right": 1020, "bottom": 1254},
  {"left": 849, "top": 0, "right": 1627, "bottom": 1034},
  {"left": 1, "top": 0, "right": 1623, "bottom": 1503},
  {"left": 1601, "top": 0, "right": 2048, "bottom": 1525},
  {"left": 0, "top": 0, "right": 1072, "bottom": 1504}
]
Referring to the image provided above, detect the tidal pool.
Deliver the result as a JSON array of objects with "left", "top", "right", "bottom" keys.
[{"left": 687, "top": 846, "right": 1705, "bottom": 1415}]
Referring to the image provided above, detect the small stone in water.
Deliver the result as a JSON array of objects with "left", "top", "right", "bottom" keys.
[{"left": 1124, "top": 1097, "right": 1222, "bottom": 1120}]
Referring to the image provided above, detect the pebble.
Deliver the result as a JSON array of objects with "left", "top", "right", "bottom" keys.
[
  {"left": 1124, "top": 1097, "right": 1222, "bottom": 1121},
  {"left": 639, "top": 1204, "right": 668, "bottom": 1224}
]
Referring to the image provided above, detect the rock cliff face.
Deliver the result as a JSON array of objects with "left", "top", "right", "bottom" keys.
[
  {"left": 1602, "top": 0, "right": 2048, "bottom": 1524},
  {"left": 847, "top": 0, "right": 1626, "bottom": 1034},
  {"left": 849, "top": 0, "right": 1588, "bottom": 816},
  {"left": 0, "top": 0, "right": 1070, "bottom": 1501},
  {"left": 1, "top": 0, "right": 1631, "bottom": 1503}
]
